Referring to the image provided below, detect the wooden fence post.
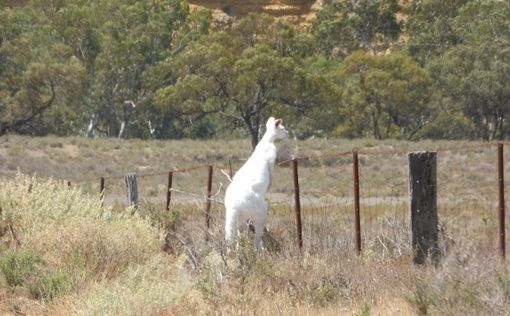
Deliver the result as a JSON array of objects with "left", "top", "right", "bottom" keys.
[
  {"left": 292, "top": 158, "right": 303, "bottom": 250},
  {"left": 353, "top": 151, "right": 361, "bottom": 255},
  {"left": 124, "top": 172, "right": 139, "bottom": 209},
  {"left": 408, "top": 151, "right": 439, "bottom": 265},
  {"left": 166, "top": 171, "right": 173, "bottom": 211}
]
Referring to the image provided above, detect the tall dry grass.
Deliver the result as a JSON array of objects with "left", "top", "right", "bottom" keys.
[
  {"left": 0, "top": 174, "right": 509, "bottom": 315},
  {"left": 1, "top": 137, "right": 510, "bottom": 314}
]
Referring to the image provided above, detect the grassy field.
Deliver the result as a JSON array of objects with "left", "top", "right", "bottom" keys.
[{"left": 0, "top": 136, "right": 509, "bottom": 315}]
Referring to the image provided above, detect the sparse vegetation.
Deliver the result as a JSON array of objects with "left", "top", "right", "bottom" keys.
[
  {"left": 0, "top": 249, "right": 39, "bottom": 287},
  {"left": 0, "top": 137, "right": 509, "bottom": 314},
  {"left": 2, "top": 1, "right": 510, "bottom": 141}
]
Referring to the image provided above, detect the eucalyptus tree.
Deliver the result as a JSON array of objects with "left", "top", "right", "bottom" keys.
[
  {"left": 153, "top": 14, "right": 336, "bottom": 149},
  {"left": 428, "top": 0, "right": 510, "bottom": 140},
  {"left": 404, "top": 0, "right": 469, "bottom": 64},
  {"left": 0, "top": 6, "right": 87, "bottom": 136},
  {"left": 312, "top": 0, "right": 401, "bottom": 58},
  {"left": 334, "top": 51, "right": 432, "bottom": 139}
]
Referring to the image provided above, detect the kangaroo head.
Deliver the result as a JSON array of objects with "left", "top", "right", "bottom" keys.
[{"left": 266, "top": 117, "right": 288, "bottom": 140}]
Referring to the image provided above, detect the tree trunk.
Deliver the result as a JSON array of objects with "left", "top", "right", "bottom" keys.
[
  {"left": 249, "top": 125, "right": 259, "bottom": 151},
  {"left": 371, "top": 113, "right": 382, "bottom": 140},
  {"left": 118, "top": 121, "right": 126, "bottom": 138},
  {"left": 86, "top": 119, "right": 94, "bottom": 138},
  {"left": 243, "top": 114, "right": 259, "bottom": 151}
]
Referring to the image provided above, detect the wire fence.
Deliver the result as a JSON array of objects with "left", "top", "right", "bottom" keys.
[{"left": 60, "top": 141, "right": 507, "bottom": 259}]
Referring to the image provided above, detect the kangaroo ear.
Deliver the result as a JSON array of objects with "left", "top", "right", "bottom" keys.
[{"left": 275, "top": 118, "right": 282, "bottom": 127}]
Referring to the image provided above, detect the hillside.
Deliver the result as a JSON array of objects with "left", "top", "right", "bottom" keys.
[
  {"left": 2, "top": 0, "right": 322, "bottom": 23},
  {"left": 189, "top": 0, "right": 321, "bottom": 23}
]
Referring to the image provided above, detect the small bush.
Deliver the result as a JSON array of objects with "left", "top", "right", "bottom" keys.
[
  {"left": 358, "top": 302, "right": 371, "bottom": 316},
  {"left": 29, "top": 269, "right": 72, "bottom": 301},
  {"left": 406, "top": 278, "right": 437, "bottom": 315},
  {"left": 0, "top": 249, "right": 39, "bottom": 287},
  {"left": 497, "top": 273, "right": 510, "bottom": 300},
  {"left": 307, "top": 277, "right": 342, "bottom": 307},
  {"left": 139, "top": 202, "right": 180, "bottom": 232}
]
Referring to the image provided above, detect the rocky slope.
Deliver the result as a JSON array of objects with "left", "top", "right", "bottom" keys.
[
  {"left": 3, "top": 0, "right": 322, "bottom": 23},
  {"left": 189, "top": 0, "right": 322, "bottom": 24}
]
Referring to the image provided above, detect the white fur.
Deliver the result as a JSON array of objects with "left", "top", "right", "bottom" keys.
[{"left": 224, "top": 117, "right": 288, "bottom": 250}]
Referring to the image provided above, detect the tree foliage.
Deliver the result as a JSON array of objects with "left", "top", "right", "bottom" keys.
[
  {"left": 154, "top": 14, "right": 336, "bottom": 149},
  {"left": 334, "top": 51, "right": 432, "bottom": 139},
  {"left": 404, "top": 0, "right": 469, "bottom": 64},
  {"left": 1, "top": 0, "right": 510, "bottom": 141},
  {"left": 312, "top": 0, "right": 401, "bottom": 58},
  {"left": 427, "top": 0, "right": 510, "bottom": 140},
  {"left": 0, "top": 7, "right": 86, "bottom": 135}
]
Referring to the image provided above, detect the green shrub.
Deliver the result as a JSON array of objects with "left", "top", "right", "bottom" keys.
[
  {"left": 0, "top": 249, "right": 39, "bottom": 287},
  {"left": 358, "top": 302, "right": 371, "bottom": 316},
  {"left": 406, "top": 278, "right": 437, "bottom": 315},
  {"left": 497, "top": 273, "right": 510, "bottom": 300},
  {"left": 29, "top": 269, "right": 72, "bottom": 301},
  {"left": 306, "top": 276, "right": 346, "bottom": 308}
]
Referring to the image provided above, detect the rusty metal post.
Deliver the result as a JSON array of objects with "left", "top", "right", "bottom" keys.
[
  {"left": 353, "top": 151, "right": 361, "bottom": 255},
  {"left": 100, "top": 177, "right": 105, "bottom": 195},
  {"left": 100, "top": 177, "right": 105, "bottom": 207},
  {"left": 229, "top": 157, "right": 233, "bottom": 179},
  {"left": 166, "top": 171, "right": 173, "bottom": 211},
  {"left": 205, "top": 165, "right": 213, "bottom": 231},
  {"left": 292, "top": 158, "right": 303, "bottom": 250},
  {"left": 498, "top": 143, "right": 506, "bottom": 259}
]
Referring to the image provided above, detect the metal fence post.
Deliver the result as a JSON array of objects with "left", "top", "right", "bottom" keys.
[
  {"left": 100, "top": 177, "right": 105, "bottom": 207},
  {"left": 229, "top": 157, "right": 233, "bottom": 179},
  {"left": 205, "top": 165, "right": 213, "bottom": 232},
  {"left": 292, "top": 158, "right": 303, "bottom": 250},
  {"left": 353, "top": 151, "right": 361, "bottom": 255},
  {"left": 498, "top": 143, "right": 506, "bottom": 259},
  {"left": 100, "top": 177, "right": 105, "bottom": 195}
]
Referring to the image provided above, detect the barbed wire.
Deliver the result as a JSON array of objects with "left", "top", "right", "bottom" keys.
[
  {"left": 168, "top": 187, "right": 225, "bottom": 206},
  {"left": 67, "top": 141, "right": 501, "bottom": 184}
]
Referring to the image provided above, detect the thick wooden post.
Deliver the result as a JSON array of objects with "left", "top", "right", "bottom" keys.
[
  {"left": 166, "top": 171, "right": 173, "bottom": 211},
  {"left": 292, "top": 158, "right": 303, "bottom": 250},
  {"left": 408, "top": 151, "right": 439, "bottom": 265},
  {"left": 498, "top": 143, "right": 506, "bottom": 259},
  {"left": 353, "top": 151, "right": 361, "bottom": 255},
  {"left": 124, "top": 173, "right": 139, "bottom": 209}
]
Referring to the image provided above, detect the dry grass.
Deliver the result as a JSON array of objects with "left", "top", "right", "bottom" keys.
[
  {"left": 0, "top": 135, "right": 503, "bottom": 200},
  {"left": 0, "top": 136, "right": 509, "bottom": 315}
]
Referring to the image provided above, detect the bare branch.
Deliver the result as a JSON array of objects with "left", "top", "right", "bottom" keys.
[{"left": 0, "top": 79, "right": 56, "bottom": 135}]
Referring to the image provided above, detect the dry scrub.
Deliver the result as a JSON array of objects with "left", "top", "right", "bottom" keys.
[{"left": 0, "top": 174, "right": 509, "bottom": 315}]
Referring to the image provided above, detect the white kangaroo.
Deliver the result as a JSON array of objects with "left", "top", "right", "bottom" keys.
[{"left": 224, "top": 117, "right": 288, "bottom": 251}]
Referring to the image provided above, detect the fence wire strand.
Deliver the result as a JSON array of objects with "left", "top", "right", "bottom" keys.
[{"left": 50, "top": 141, "right": 508, "bottom": 256}]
